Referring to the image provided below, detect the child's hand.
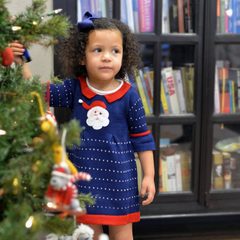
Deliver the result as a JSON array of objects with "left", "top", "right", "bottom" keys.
[
  {"left": 141, "top": 176, "right": 155, "bottom": 205},
  {"left": 9, "top": 40, "right": 25, "bottom": 64}
]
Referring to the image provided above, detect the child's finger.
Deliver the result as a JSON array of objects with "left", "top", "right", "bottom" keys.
[{"left": 142, "top": 191, "right": 153, "bottom": 205}]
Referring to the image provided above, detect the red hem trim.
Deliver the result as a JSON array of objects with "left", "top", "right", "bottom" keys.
[
  {"left": 129, "top": 130, "right": 151, "bottom": 137},
  {"left": 76, "top": 212, "right": 140, "bottom": 226},
  {"left": 78, "top": 76, "right": 131, "bottom": 103}
]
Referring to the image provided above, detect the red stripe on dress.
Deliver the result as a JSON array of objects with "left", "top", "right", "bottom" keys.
[
  {"left": 129, "top": 130, "right": 151, "bottom": 137},
  {"left": 76, "top": 212, "right": 140, "bottom": 225}
]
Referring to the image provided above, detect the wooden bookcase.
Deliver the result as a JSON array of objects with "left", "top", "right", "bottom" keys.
[{"left": 53, "top": 0, "right": 240, "bottom": 238}]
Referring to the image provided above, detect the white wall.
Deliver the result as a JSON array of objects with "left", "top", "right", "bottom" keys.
[{"left": 6, "top": 0, "right": 53, "bottom": 83}]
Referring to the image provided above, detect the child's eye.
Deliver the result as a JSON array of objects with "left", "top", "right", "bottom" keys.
[
  {"left": 94, "top": 48, "right": 101, "bottom": 53},
  {"left": 112, "top": 49, "right": 118, "bottom": 54}
]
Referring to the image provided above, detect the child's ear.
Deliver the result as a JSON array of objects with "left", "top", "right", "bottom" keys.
[{"left": 80, "top": 59, "right": 85, "bottom": 65}]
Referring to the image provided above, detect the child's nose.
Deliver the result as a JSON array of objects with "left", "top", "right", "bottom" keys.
[{"left": 102, "top": 52, "right": 111, "bottom": 61}]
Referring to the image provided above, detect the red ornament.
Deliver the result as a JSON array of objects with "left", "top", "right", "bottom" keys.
[{"left": 0, "top": 47, "right": 14, "bottom": 66}]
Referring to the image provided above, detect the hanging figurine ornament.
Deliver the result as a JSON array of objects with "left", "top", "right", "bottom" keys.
[
  {"left": 0, "top": 47, "right": 14, "bottom": 66},
  {"left": 44, "top": 129, "right": 91, "bottom": 216}
]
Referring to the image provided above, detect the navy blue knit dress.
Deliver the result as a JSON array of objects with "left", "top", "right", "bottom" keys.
[{"left": 49, "top": 77, "right": 155, "bottom": 225}]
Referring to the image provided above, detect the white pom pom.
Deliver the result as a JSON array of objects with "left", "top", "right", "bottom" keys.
[
  {"left": 98, "top": 233, "right": 109, "bottom": 240},
  {"left": 86, "top": 174, "right": 91, "bottom": 181},
  {"left": 78, "top": 99, "right": 83, "bottom": 104}
]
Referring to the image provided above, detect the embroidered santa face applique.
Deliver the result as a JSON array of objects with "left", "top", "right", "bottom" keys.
[{"left": 79, "top": 99, "right": 110, "bottom": 130}]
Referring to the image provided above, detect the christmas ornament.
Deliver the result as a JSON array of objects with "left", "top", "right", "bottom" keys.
[
  {"left": 0, "top": 47, "right": 14, "bottom": 66},
  {"left": 44, "top": 129, "right": 91, "bottom": 216}
]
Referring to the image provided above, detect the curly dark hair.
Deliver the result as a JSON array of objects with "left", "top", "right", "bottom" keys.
[{"left": 58, "top": 17, "right": 142, "bottom": 79}]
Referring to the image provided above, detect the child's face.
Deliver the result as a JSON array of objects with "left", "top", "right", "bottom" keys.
[{"left": 82, "top": 29, "right": 123, "bottom": 85}]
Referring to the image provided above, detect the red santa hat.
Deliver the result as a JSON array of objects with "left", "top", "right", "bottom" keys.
[
  {"left": 51, "top": 166, "right": 69, "bottom": 179},
  {"left": 78, "top": 99, "right": 106, "bottom": 110}
]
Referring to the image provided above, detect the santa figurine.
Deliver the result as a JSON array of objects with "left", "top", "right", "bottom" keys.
[
  {"left": 78, "top": 99, "right": 110, "bottom": 130},
  {"left": 45, "top": 165, "right": 91, "bottom": 212}
]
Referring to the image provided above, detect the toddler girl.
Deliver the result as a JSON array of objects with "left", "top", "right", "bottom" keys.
[{"left": 10, "top": 11, "right": 156, "bottom": 240}]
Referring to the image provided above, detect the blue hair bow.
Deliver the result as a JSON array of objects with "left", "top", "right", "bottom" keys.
[{"left": 77, "top": 11, "right": 99, "bottom": 32}]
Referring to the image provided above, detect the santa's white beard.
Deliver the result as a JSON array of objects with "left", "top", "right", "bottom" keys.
[{"left": 86, "top": 115, "right": 109, "bottom": 130}]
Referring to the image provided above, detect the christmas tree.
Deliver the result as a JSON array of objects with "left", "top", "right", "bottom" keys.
[{"left": 0, "top": 1, "right": 94, "bottom": 239}]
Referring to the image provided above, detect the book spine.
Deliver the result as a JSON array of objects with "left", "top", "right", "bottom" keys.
[
  {"left": 180, "top": 67, "right": 191, "bottom": 113},
  {"left": 90, "top": 0, "right": 96, "bottom": 14},
  {"left": 162, "top": 70, "right": 173, "bottom": 114},
  {"left": 161, "top": 81, "right": 169, "bottom": 114},
  {"left": 177, "top": 0, "right": 184, "bottom": 33},
  {"left": 220, "top": 0, "right": 225, "bottom": 33},
  {"left": 161, "top": 155, "right": 169, "bottom": 192},
  {"left": 181, "top": 152, "right": 190, "bottom": 191},
  {"left": 95, "top": 0, "right": 102, "bottom": 17},
  {"left": 228, "top": 0, "right": 233, "bottom": 33},
  {"left": 214, "top": 65, "right": 221, "bottom": 113},
  {"left": 229, "top": 81, "right": 234, "bottom": 113},
  {"left": 216, "top": 0, "right": 221, "bottom": 33},
  {"left": 121, "top": 0, "right": 128, "bottom": 25},
  {"left": 164, "top": 67, "right": 180, "bottom": 114},
  {"left": 134, "top": 71, "right": 150, "bottom": 115},
  {"left": 139, "top": 0, "right": 154, "bottom": 33},
  {"left": 223, "top": 152, "right": 231, "bottom": 189},
  {"left": 167, "top": 155, "right": 177, "bottom": 191},
  {"left": 159, "top": 156, "right": 163, "bottom": 192},
  {"left": 184, "top": 64, "right": 194, "bottom": 112},
  {"left": 232, "top": 0, "right": 240, "bottom": 33},
  {"left": 232, "top": 80, "right": 236, "bottom": 112},
  {"left": 143, "top": 72, "right": 153, "bottom": 107},
  {"left": 212, "top": 151, "right": 224, "bottom": 189},
  {"left": 144, "top": 67, "right": 154, "bottom": 98},
  {"left": 139, "top": 70, "right": 153, "bottom": 113},
  {"left": 132, "top": 0, "right": 140, "bottom": 33},
  {"left": 162, "top": 0, "right": 170, "bottom": 33},
  {"left": 219, "top": 68, "right": 230, "bottom": 113},
  {"left": 101, "top": 0, "right": 106, "bottom": 17},
  {"left": 175, "top": 153, "right": 182, "bottom": 191},
  {"left": 126, "top": 0, "right": 135, "bottom": 32},
  {"left": 77, "top": 0, "right": 82, "bottom": 22},
  {"left": 174, "top": 69, "right": 187, "bottom": 113},
  {"left": 169, "top": 0, "right": 179, "bottom": 33},
  {"left": 237, "top": 70, "right": 240, "bottom": 112},
  {"left": 187, "top": 0, "right": 192, "bottom": 33},
  {"left": 81, "top": 0, "right": 91, "bottom": 18}
]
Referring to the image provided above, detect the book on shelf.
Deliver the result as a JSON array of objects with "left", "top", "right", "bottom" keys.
[
  {"left": 138, "top": 0, "right": 154, "bottom": 33},
  {"left": 212, "top": 150, "right": 224, "bottom": 189},
  {"left": 218, "top": 67, "right": 230, "bottom": 113},
  {"left": 214, "top": 63, "right": 221, "bottom": 113},
  {"left": 228, "top": 68, "right": 240, "bottom": 113},
  {"left": 121, "top": 0, "right": 128, "bottom": 26},
  {"left": 142, "top": 68, "right": 153, "bottom": 107},
  {"left": 163, "top": 67, "right": 180, "bottom": 114},
  {"left": 162, "top": 0, "right": 170, "bottom": 33},
  {"left": 222, "top": 152, "right": 231, "bottom": 189},
  {"left": 161, "top": 70, "right": 173, "bottom": 114},
  {"left": 184, "top": 63, "right": 194, "bottom": 112},
  {"left": 169, "top": 0, "right": 179, "bottom": 33},
  {"left": 180, "top": 151, "right": 191, "bottom": 191},
  {"left": 228, "top": 80, "right": 236, "bottom": 113},
  {"left": 166, "top": 154, "right": 177, "bottom": 192},
  {"left": 174, "top": 152, "right": 183, "bottom": 191},
  {"left": 132, "top": 0, "right": 140, "bottom": 33},
  {"left": 160, "top": 153, "right": 169, "bottom": 192},
  {"left": 173, "top": 69, "right": 187, "bottom": 113},
  {"left": 177, "top": 0, "right": 185, "bottom": 33},
  {"left": 220, "top": 0, "right": 226, "bottom": 33},
  {"left": 139, "top": 69, "right": 153, "bottom": 113},
  {"left": 216, "top": 0, "right": 221, "bottom": 33},
  {"left": 134, "top": 70, "right": 151, "bottom": 115},
  {"left": 126, "top": 0, "right": 135, "bottom": 32},
  {"left": 178, "top": 66, "right": 192, "bottom": 113},
  {"left": 143, "top": 67, "right": 154, "bottom": 102},
  {"left": 160, "top": 81, "right": 169, "bottom": 114},
  {"left": 159, "top": 156, "right": 163, "bottom": 192}
]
